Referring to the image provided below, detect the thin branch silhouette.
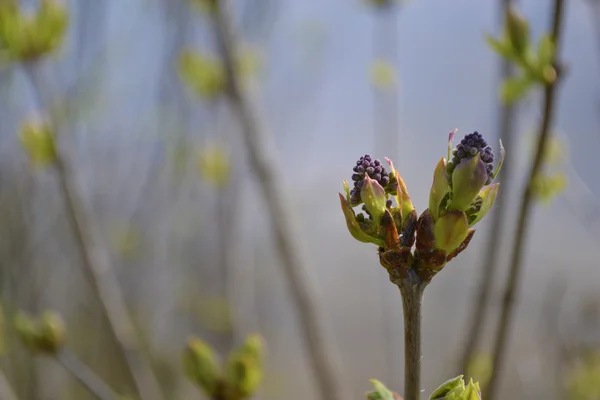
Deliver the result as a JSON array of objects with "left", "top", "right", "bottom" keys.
[
  {"left": 210, "top": 2, "right": 349, "bottom": 399},
  {"left": 24, "top": 63, "right": 165, "bottom": 400},
  {"left": 486, "top": 0, "right": 566, "bottom": 397},
  {"left": 57, "top": 349, "right": 120, "bottom": 400}
]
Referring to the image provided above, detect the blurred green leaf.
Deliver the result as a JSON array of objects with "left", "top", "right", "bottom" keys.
[
  {"left": 197, "top": 144, "right": 231, "bottom": 188},
  {"left": 505, "top": 6, "right": 530, "bottom": 56},
  {"left": 182, "top": 337, "right": 222, "bottom": 398},
  {"left": 369, "top": 59, "right": 397, "bottom": 90},
  {"left": 485, "top": 34, "right": 515, "bottom": 60},
  {"left": 542, "top": 136, "right": 567, "bottom": 166},
  {"left": 179, "top": 50, "right": 226, "bottom": 100},
  {"left": 500, "top": 76, "right": 533, "bottom": 104},
  {"left": 565, "top": 351, "right": 600, "bottom": 400},
  {"left": 190, "top": 0, "right": 217, "bottom": 15},
  {"left": 466, "top": 352, "right": 492, "bottom": 390},
  {"left": 0, "top": 0, "right": 69, "bottom": 62},
  {"left": 225, "top": 334, "right": 265, "bottom": 399},
  {"left": 531, "top": 172, "right": 567, "bottom": 204},
  {"left": 19, "top": 120, "right": 57, "bottom": 167},
  {"left": 537, "top": 35, "right": 555, "bottom": 68}
]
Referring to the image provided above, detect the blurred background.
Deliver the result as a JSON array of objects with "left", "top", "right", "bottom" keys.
[{"left": 1, "top": 0, "right": 600, "bottom": 399}]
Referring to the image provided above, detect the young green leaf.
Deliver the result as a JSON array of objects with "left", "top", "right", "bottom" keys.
[
  {"left": 429, "top": 375, "right": 466, "bottom": 399},
  {"left": 537, "top": 35, "right": 555, "bottom": 67},
  {"left": 485, "top": 34, "right": 515, "bottom": 60},
  {"left": 500, "top": 76, "right": 533, "bottom": 104},
  {"left": 19, "top": 121, "right": 57, "bottom": 167},
  {"left": 367, "top": 379, "right": 396, "bottom": 400}
]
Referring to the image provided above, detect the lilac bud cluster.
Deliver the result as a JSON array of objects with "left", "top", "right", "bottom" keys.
[
  {"left": 349, "top": 154, "right": 391, "bottom": 206},
  {"left": 447, "top": 131, "right": 495, "bottom": 184}
]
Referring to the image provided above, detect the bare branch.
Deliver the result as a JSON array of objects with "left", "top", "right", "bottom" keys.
[
  {"left": 56, "top": 349, "right": 119, "bottom": 400},
  {"left": 24, "top": 63, "right": 165, "bottom": 400},
  {"left": 210, "top": 2, "right": 349, "bottom": 399}
]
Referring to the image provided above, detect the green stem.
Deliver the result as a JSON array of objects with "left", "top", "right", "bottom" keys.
[{"left": 398, "top": 273, "right": 426, "bottom": 400}]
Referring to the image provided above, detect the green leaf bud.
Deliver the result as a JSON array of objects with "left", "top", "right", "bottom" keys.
[
  {"left": 361, "top": 174, "right": 387, "bottom": 226},
  {"left": 433, "top": 210, "right": 469, "bottom": 254},
  {"left": 182, "top": 337, "right": 222, "bottom": 398},
  {"left": 449, "top": 154, "right": 488, "bottom": 212},
  {"left": 429, "top": 157, "right": 450, "bottom": 222}
]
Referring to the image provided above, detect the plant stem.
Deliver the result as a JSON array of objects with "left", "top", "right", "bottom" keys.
[
  {"left": 24, "top": 64, "right": 165, "bottom": 400},
  {"left": 459, "top": 0, "right": 516, "bottom": 374},
  {"left": 56, "top": 349, "right": 119, "bottom": 400},
  {"left": 210, "top": 2, "right": 348, "bottom": 400},
  {"left": 398, "top": 273, "right": 426, "bottom": 400},
  {"left": 486, "top": 0, "right": 565, "bottom": 397}
]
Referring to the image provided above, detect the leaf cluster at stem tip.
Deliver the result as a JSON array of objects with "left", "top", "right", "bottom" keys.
[{"left": 486, "top": 6, "right": 558, "bottom": 104}]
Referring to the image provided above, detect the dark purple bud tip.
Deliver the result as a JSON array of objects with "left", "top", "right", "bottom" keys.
[
  {"left": 348, "top": 154, "right": 391, "bottom": 201},
  {"left": 386, "top": 199, "right": 393, "bottom": 208},
  {"left": 350, "top": 190, "right": 362, "bottom": 205},
  {"left": 452, "top": 131, "right": 496, "bottom": 181},
  {"left": 361, "top": 204, "right": 372, "bottom": 217}
]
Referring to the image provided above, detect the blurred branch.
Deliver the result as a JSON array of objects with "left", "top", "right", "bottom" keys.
[
  {"left": 486, "top": 0, "right": 566, "bottom": 398},
  {"left": 24, "top": 64, "right": 165, "bottom": 400},
  {"left": 211, "top": 2, "right": 349, "bottom": 400},
  {"left": 0, "top": 370, "right": 19, "bottom": 400},
  {"left": 56, "top": 349, "right": 119, "bottom": 400},
  {"left": 459, "top": 0, "right": 517, "bottom": 374},
  {"left": 215, "top": 112, "right": 241, "bottom": 349}
]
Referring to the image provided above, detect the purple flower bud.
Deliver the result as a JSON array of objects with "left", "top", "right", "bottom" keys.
[
  {"left": 449, "top": 131, "right": 497, "bottom": 183},
  {"left": 346, "top": 154, "right": 392, "bottom": 205}
]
